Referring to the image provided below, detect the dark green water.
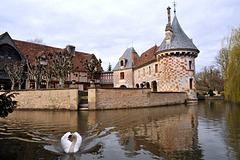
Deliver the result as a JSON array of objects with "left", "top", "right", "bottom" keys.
[{"left": 0, "top": 100, "right": 239, "bottom": 160}]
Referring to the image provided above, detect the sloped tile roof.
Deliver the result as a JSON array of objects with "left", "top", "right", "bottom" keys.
[
  {"left": 113, "top": 47, "right": 139, "bottom": 71},
  {"left": 157, "top": 16, "right": 199, "bottom": 53},
  {"left": 134, "top": 45, "right": 158, "bottom": 69},
  {"left": 12, "top": 40, "right": 102, "bottom": 72},
  {"left": 0, "top": 32, "right": 7, "bottom": 39},
  {"left": 13, "top": 40, "right": 60, "bottom": 65}
]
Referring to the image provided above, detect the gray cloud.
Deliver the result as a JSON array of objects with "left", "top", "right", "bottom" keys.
[{"left": 1, "top": 0, "right": 239, "bottom": 71}]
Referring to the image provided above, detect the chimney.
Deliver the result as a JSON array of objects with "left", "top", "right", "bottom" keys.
[
  {"left": 165, "top": 6, "right": 173, "bottom": 44},
  {"left": 66, "top": 45, "right": 75, "bottom": 56},
  {"left": 132, "top": 50, "right": 138, "bottom": 66}
]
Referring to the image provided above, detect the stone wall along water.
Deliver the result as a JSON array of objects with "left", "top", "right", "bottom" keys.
[
  {"left": 0, "top": 88, "right": 79, "bottom": 110},
  {"left": 88, "top": 88, "right": 187, "bottom": 110}
]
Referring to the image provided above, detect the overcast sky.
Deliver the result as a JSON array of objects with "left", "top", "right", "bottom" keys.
[{"left": 1, "top": 0, "right": 239, "bottom": 72}]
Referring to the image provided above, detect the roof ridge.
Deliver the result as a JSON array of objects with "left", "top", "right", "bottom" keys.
[
  {"left": 0, "top": 32, "right": 9, "bottom": 39},
  {"left": 13, "top": 39, "right": 61, "bottom": 49},
  {"left": 141, "top": 45, "right": 158, "bottom": 55}
]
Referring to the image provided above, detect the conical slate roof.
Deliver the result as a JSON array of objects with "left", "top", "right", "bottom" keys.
[
  {"left": 113, "top": 47, "right": 139, "bottom": 71},
  {"left": 157, "top": 16, "right": 199, "bottom": 53}
]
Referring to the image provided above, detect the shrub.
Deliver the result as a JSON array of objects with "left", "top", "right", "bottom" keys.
[
  {"left": 0, "top": 92, "right": 18, "bottom": 118},
  {"left": 208, "top": 89, "right": 215, "bottom": 97},
  {"left": 202, "top": 91, "right": 208, "bottom": 95}
]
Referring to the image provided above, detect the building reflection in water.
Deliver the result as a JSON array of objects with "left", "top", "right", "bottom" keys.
[
  {"left": 2, "top": 101, "right": 239, "bottom": 159},
  {"left": 82, "top": 104, "right": 203, "bottom": 159}
]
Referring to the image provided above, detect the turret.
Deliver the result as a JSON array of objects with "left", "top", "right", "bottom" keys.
[{"left": 165, "top": 6, "right": 173, "bottom": 44}]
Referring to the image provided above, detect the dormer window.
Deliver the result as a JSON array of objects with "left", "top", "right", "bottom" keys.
[
  {"left": 40, "top": 55, "right": 48, "bottom": 65},
  {"left": 119, "top": 57, "right": 126, "bottom": 68},
  {"left": 120, "top": 60, "right": 124, "bottom": 66}
]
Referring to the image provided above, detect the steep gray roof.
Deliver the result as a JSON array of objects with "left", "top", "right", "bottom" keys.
[
  {"left": 113, "top": 47, "right": 139, "bottom": 71},
  {"left": 157, "top": 16, "right": 199, "bottom": 53}
]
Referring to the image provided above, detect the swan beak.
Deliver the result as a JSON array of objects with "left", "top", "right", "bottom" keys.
[{"left": 68, "top": 135, "right": 72, "bottom": 140}]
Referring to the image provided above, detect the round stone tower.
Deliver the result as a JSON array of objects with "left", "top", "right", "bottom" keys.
[{"left": 155, "top": 6, "right": 199, "bottom": 100}]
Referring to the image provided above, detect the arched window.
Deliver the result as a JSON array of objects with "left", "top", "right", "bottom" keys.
[
  {"left": 149, "top": 66, "right": 151, "bottom": 75},
  {"left": 0, "top": 44, "right": 21, "bottom": 61},
  {"left": 120, "top": 85, "right": 126, "bottom": 88},
  {"left": 146, "top": 82, "right": 150, "bottom": 88},
  {"left": 136, "top": 84, "right": 139, "bottom": 88},
  {"left": 151, "top": 81, "right": 157, "bottom": 92}
]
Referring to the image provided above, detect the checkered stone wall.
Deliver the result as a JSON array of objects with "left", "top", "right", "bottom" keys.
[
  {"left": 156, "top": 55, "right": 197, "bottom": 99},
  {"left": 114, "top": 68, "right": 134, "bottom": 88},
  {"left": 134, "top": 62, "right": 159, "bottom": 88}
]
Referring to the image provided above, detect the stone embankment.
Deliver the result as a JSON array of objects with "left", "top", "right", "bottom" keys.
[
  {"left": 88, "top": 88, "right": 188, "bottom": 110},
  {"left": 0, "top": 88, "right": 79, "bottom": 110}
]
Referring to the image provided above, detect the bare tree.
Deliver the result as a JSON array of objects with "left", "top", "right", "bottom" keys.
[
  {"left": 80, "top": 58, "right": 102, "bottom": 86},
  {"left": 49, "top": 50, "right": 74, "bottom": 88},
  {"left": 27, "top": 38, "right": 44, "bottom": 44},
  {"left": 26, "top": 56, "right": 44, "bottom": 89},
  {"left": 42, "top": 63, "right": 53, "bottom": 89},
  {"left": 4, "top": 60, "right": 25, "bottom": 90},
  {"left": 196, "top": 65, "right": 224, "bottom": 92}
]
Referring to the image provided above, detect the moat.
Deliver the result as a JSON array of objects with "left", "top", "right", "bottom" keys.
[{"left": 0, "top": 100, "right": 239, "bottom": 160}]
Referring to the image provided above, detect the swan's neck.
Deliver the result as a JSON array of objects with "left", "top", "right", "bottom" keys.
[{"left": 69, "top": 135, "right": 77, "bottom": 153}]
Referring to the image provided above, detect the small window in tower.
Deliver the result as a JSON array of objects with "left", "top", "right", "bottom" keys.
[
  {"left": 155, "top": 64, "right": 158, "bottom": 73},
  {"left": 138, "top": 70, "right": 140, "bottom": 78},
  {"left": 143, "top": 68, "right": 145, "bottom": 77},
  {"left": 189, "top": 61, "right": 192, "bottom": 70},
  {"left": 120, "top": 72, "right": 124, "bottom": 79},
  {"left": 149, "top": 66, "right": 151, "bottom": 75},
  {"left": 120, "top": 60, "right": 124, "bottom": 66},
  {"left": 190, "top": 78, "right": 193, "bottom": 89}
]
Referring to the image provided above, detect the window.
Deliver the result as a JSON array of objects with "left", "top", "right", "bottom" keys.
[
  {"left": 155, "top": 64, "right": 158, "bottom": 73},
  {"left": 120, "top": 60, "right": 124, "bottom": 66},
  {"left": 189, "top": 61, "right": 192, "bottom": 70},
  {"left": 120, "top": 72, "right": 124, "bottom": 79},
  {"left": 143, "top": 68, "right": 145, "bottom": 77},
  {"left": 190, "top": 78, "right": 193, "bottom": 89},
  {"left": 136, "top": 84, "right": 139, "bottom": 88},
  {"left": 138, "top": 70, "right": 140, "bottom": 78},
  {"left": 149, "top": 66, "right": 151, "bottom": 75}
]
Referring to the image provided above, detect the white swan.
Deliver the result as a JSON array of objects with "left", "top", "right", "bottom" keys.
[{"left": 61, "top": 132, "right": 82, "bottom": 153}]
